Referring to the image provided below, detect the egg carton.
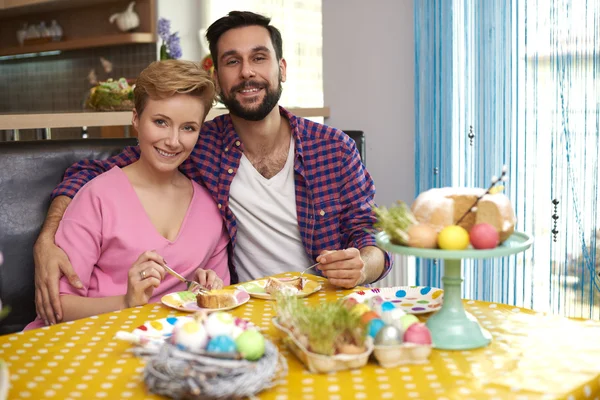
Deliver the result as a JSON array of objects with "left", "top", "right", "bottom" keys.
[
  {"left": 372, "top": 342, "right": 432, "bottom": 368},
  {"left": 272, "top": 318, "right": 373, "bottom": 374}
]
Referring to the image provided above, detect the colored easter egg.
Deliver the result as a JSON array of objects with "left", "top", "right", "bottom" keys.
[
  {"left": 403, "top": 323, "right": 432, "bottom": 345},
  {"left": 350, "top": 303, "right": 371, "bottom": 317},
  {"left": 368, "top": 319, "right": 386, "bottom": 338},
  {"left": 360, "top": 311, "right": 381, "bottom": 325},
  {"left": 438, "top": 225, "right": 470, "bottom": 250},
  {"left": 205, "top": 312, "right": 235, "bottom": 337},
  {"left": 231, "top": 317, "right": 253, "bottom": 339},
  {"left": 381, "top": 308, "right": 406, "bottom": 328},
  {"left": 381, "top": 301, "right": 396, "bottom": 312},
  {"left": 172, "top": 319, "right": 208, "bottom": 353},
  {"left": 235, "top": 329, "right": 265, "bottom": 361},
  {"left": 374, "top": 325, "right": 403, "bottom": 346},
  {"left": 206, "top": 335, "right": 237, "bottom": 353},
  {"left": 343, "top": 297, "right": 359, "bottom": 309},
  {"left": 407, "top": 223, "right": 438, "bottom": 249},
  {"left": 469, "top": 223, "right": 500, "bottom": 249},
  {"left": 399, "top": 314, "right": 420, "bottom": 331}
]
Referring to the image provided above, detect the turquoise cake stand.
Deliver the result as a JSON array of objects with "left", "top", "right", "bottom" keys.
[{"left": 376, "top": 231, "right": 533, "bottom": 350}]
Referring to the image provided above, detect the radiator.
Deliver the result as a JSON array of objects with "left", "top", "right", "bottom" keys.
[{"left": 371, "top": 254, "right": 415, "bottom": 288}]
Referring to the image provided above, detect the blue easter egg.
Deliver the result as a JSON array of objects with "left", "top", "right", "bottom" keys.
[
  {"left": 206, "top": 335, "right": 237, "bottom": 353},
  {"left": 381, "top": 301, "right": 396, "bottom": 312},
  {"left": 368, "top": 319, "right": 386, "bottom": 338},
  {"left": 395, "top": 289, "right": 407, "bottom": 298},
  {"left": 420, "top": 286, "right": 432, "bottom": 295}
]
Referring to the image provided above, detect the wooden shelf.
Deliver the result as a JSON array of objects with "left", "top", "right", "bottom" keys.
[
  {"left": 0, "top": 0, "right": 156, "bottom": 56},
  {"left": 0, "top": 32, "right": 155, "bottom": 57},
  {"left": 0, "top": 107, "right": 331, "bottom": 130}
]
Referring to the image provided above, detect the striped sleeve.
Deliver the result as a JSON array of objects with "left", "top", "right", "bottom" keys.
[{"left": 51, "top": 146, "right": 141, "bottom": 199}]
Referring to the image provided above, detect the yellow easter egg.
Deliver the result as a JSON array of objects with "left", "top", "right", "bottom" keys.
[
  {"left": 437, "top": 225, "right": 470, "bottom": 250},
  {"left": 431, "top": 290, "right": 443, "bottom": 299},
  {"left": 351, "top": 303, "right": 371, "bottom": 317}
]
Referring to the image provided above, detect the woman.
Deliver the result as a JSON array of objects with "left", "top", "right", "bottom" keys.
[{"left": 25, "top": 60, "right": 229, "bottom": 329}]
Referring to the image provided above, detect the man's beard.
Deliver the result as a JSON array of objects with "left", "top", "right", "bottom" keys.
[{"left": 219, "top": 76, "right": 283, "bottom": 121}]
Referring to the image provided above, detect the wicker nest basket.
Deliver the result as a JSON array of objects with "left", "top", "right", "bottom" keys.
[{"left": 135, "top": 340, "right": 287, "bottom": 399}]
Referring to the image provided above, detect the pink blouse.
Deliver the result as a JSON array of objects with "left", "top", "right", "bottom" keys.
[{"left": 26, "top": 166, "right": 229, "bottom": 330}]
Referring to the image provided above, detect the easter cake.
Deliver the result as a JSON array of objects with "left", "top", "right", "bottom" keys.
[
  {"left": 411, "top": 187, "right": 516, "bottom": 242},
  {"left": 196, "top": 289, "right": 237, "bottom": 309}
]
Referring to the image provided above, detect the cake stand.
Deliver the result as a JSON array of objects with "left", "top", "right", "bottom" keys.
[{"left": 376, "top": 231, "right": 533, "bottom": 350}]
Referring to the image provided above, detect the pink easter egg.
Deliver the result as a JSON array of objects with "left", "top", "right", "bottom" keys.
[
  {"left": 403, "top": 323, "right": 432, "bottom": 345},
  {"left": 469, "top": 223, "right": 500, "bottom": 249}
]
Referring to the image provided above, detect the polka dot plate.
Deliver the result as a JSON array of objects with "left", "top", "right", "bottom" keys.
[
  {"left": 237, "top": 277, "right": 322, "bottom": 300},
  {"left": 132, "top": 316, "right": 193, "bottom": 339},
  {"left": 346, "top": 286, "right": 444, "bottom": 314},
  {"left": 161, "top": 289, "right": 250, "bottom": 312}
]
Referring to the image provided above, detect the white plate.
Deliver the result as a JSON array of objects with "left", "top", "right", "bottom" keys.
[
  {"left": 132, "top": 316, "right": 194, "bottom": 339},
  {"left": 161, "top": 289, "right": 250, "bottom": 312},
  {"left": 237, "top": 277, "right": 322, "bottom": 300},
  {"left": 346, "top": 286, "right": 444, "bottom": 314}
]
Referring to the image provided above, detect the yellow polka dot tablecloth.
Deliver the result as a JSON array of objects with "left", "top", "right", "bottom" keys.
[{"left": 2, "top": 272, "right": 600, "bottom": 400}]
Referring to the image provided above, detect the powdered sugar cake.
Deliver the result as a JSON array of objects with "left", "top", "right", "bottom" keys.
[{"left": 411, "top": 187, "right": 516, "bottom": 242}]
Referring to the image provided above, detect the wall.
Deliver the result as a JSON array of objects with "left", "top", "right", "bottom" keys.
[
  {"left": 323, "top": 0, "right": 415, "bottom": 206},
  {"left": 156, "top": 0, "right": 210, "bottom": 62},
  {"left": 0, "top": 44, "right": 155, "bottom": 114},
  {"left": 0, "top": 43, "right": 156, "bottom": 140}
]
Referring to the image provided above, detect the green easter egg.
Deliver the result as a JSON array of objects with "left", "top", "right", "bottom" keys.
[
  {"left": 235, "top": 329, "right": 265, "bottom": 361},
  {"left": 400, "top": 314, "right": 420, "bottom": 331}
]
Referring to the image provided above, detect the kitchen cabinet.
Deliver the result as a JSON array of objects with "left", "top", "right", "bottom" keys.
[{"left": 0, "top": 0, "right": 156, "bottom": 57}]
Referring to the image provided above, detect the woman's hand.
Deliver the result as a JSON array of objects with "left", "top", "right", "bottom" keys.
[
  {"left": 124, "top": 251, "right": 166, "bottom": 308},
  {"left": 193, "top": 269, "right": 224, "bottom": 290}
]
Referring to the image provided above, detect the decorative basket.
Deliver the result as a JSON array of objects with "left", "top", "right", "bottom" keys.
[
  {"left": 272, "top": 318, "right": 373, "bottom": 374},
  {"left": 134, "top": 340, "right": 287, "bottom": 399},
  {"left": 85, "top": 78, "right": 134, "bottom": 112}
]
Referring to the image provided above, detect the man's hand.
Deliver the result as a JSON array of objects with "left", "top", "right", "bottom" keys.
[
  {"left": 33, "top": 239, "right": 82, "bottom": 325},
  {"left": 316, "top": 248, "right": 366, "bottom": 288}
]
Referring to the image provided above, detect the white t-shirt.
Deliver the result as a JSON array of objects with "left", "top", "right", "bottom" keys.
[{"left": 229, "top": 138, "right": 313, "bottom": 282}]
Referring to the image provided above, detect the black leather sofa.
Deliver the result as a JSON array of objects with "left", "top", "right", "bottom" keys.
[{"left": 0, "top": 138, "right": 137, "bottom": 334}]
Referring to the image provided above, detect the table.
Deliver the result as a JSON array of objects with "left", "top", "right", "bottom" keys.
[{"left": 2, "top": 272, "right": 600, "bottom": 400}]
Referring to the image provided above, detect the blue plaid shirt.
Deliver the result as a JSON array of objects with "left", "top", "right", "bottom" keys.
[{"left": 52, "top": 107, "right": 392, "bottom": 283}]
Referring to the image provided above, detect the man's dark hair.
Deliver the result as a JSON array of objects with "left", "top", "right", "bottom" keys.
[{"left": 205, "top": 11, "right": 283, "bottom": 70}]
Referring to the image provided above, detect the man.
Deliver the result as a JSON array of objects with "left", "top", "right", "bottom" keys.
[{"left": 34, "top": 11, "right": 391, "bottom": 325}]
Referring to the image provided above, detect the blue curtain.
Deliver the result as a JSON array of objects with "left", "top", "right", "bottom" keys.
[{"left": 415, "top": 0, "right": 600, "bottom": 319}]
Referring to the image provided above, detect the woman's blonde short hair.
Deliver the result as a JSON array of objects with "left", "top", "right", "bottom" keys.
[{"left": 134, "top": 60, "right": 215, "bottom": 118}]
